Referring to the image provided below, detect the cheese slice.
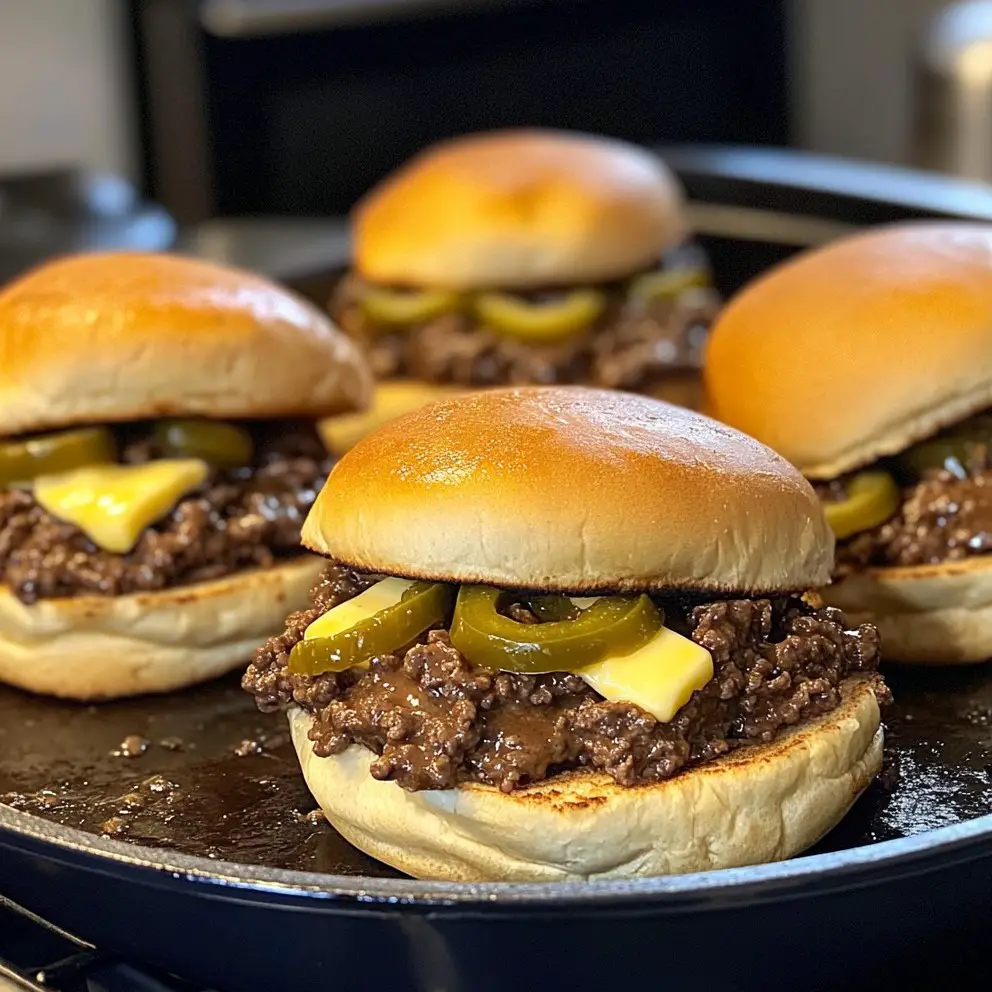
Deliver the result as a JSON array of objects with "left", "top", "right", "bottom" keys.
[
  {"left": 578, "top": 624, "right": 714, "bottom": 722},
  {"left": 569, "top": 597, "right": 713, "bottom": 722},
  {"left": 304, "top": 577, "right": 414, "bottom": 640},
  {"left": 33, "top": 459, "right": 209, "bottom": 554},
  {"left": 318, "top": 381, "right": 460, "bottom": 455}
]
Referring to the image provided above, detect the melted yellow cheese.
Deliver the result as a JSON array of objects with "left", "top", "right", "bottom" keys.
[
  {"left": 318, "top": 381, "right": 459, "bottom": 455},
  {"left": 33, "top": 459, "right": 209, "bottom": 554},
  {"left": 304, "top": 577, "right": 414, "bottom": 640},
  {"left": 578, "top": 624, "right": 713, "bottom": 722},
  {"left": 570, "top": 597, "right": 713, "bottom": 722}
]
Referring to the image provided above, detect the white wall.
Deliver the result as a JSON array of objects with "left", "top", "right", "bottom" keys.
[
  {"left": 791, "top": 0, "right": 952, "bottom": 166},
  {"left": 0, "top": 0, "right": 134, "bottom": 178}
]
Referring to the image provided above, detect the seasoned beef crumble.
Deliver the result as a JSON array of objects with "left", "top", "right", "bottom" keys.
[
  {"left": 243, "top": 565, "right": 887, "bottom": 793},
  {"left": 830, "top": 447, "right": 992, "bottom": 572}
]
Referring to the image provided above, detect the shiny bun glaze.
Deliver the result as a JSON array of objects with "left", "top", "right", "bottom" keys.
[
  {"left": 0, "top": 251, "right": 372, "bottom": 436},
  {"left": 353, "top": 129, "right": 687, "bottom": 290},
  {"left": 302, "top": 386, "right": 834, "bottom": 594},
  {"left": 705, "top": 222, "right": 992, "bottom": 479}
]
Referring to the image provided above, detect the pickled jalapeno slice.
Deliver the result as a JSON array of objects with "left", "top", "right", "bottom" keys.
[
  {"left": 0, "top": 426, "right": 116, "bottom": 487},
  {"left": 525, "top": 594, "right": 582, "bottom": 622},
  {"left": 822, "top": 471, "right": 900, "bottom": 540},
  {"left": 897, "top": 411, "right": 992, "bottom": 479},
  {"left": 288, "top": 581, "right": 454, "bottom": 675},
  {"left": 449, "top": 585, "right": 663, "bottom": 674},
  {"left": 627, "top": 268, "right": 710, "bottom": 303},
  {"left": 472, "top": 289, "right": 606, "bottom": 342},
  {"left": 152, "top": 419, "right": 253, "bottom": 468},
  {"left": 897, "top": 438, "right": 977, "bottom": 479},
  {"left": 359, "top": 287, "right": 462, "bottom": 328}
]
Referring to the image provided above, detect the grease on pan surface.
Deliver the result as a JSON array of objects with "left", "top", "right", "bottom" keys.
[{"left": 0, "top": 665, "right": 991, "bottom": 873}]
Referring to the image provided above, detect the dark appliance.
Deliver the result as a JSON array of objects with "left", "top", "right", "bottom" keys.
[{"left": 127, "top": 0, "right": 789, "bottom": 221}]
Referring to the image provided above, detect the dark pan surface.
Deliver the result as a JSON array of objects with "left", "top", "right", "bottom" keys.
[
  {"left": 1, "top": 662, "right": 991, "bottom": 876},
  {"left": 0, "top": 674, "right": 399, "bottom": 878}
]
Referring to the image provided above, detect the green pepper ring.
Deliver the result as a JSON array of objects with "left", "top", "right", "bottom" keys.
[
  {"left": 152, "top": 419, "right": 254, "bottom": 468},
  {"left": 288, "top": 581, "right": 454, "bottom": 676},
  {"left": 449, "top": 585, "right": 663, "bottom": 674},
  {"left": 0, "top": 426, "right": 117, "bottom": 487}
]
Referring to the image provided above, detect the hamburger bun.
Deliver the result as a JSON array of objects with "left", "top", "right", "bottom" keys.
[
  {"left": 0, "top": 251, "right": 372, "bottom": 437},
  {"left": 353, "top": 129, "right": 686, "bottom": 290},
  {"left": 303, "top": 386, "right": 834, "bottom": 595},
  {"left": 290, "top": 676, "right": 882, "bottom": 881},
  {"left": 0, "top": 556, "right": 325, "bottom": 700},
  {"left": 823, "top": 556, "right": 992, "bottom": 664},
  {"left": 704, "top": 222, "right": 992, "bottom": 479}
]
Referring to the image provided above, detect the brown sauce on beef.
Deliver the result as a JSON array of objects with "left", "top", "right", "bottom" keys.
[
  {"left": 243, "top": 566, "right": 887, "bottom": 793},
  {"left": 836, "top": 463, "right": 992, "bottom": 572},
  {"left": 0, "top": 422, "right": 330, "bottom": 603}
]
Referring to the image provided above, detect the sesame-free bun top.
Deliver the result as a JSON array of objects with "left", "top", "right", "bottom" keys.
[
  {"left": 353, "top": 129, "right": 687, "bottom": 290},
  {"left": 0, "top": 251, "right": 372, "bottom": 437},
  {"left": 302, "top": 386, "right": 833, "bottom": 594},
  {"left": 705, "top": 222, "right": 992, "bottom": 479}
]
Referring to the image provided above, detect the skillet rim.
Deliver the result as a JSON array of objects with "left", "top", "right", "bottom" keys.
[{"left": 2, "top": 802, "right": 992, "bottom": 910}]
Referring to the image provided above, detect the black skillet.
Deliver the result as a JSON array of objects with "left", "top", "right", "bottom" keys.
[{"left": 3, "top": 147, "right": 992, "bottom": 992}]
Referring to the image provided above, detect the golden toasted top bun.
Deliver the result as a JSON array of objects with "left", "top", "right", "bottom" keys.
[
  {"left": 353, "top": 129, "right": 686, "bottom": 290},
  {"left": 0, "top": 251, "right": 372, "bottom": 436},
  {"left": 290, "top": 677, "right": 883, "bottom": 881},
  {"left": 705, "top": 222, "right": 992, "bottom": 479},
  {"left": 302, "top": 386, "right": 834, "bottom": 594}
]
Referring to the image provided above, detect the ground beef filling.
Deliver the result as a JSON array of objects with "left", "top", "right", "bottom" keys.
[
  {"left": 243, "top": 566, "right": 886, "bottom": 793},
  {"left": 0, "top": 422, "right": 330, "bottom": 603},
  {"left": 330, "top": 270, "right": 719, "bottom": 392},
  {"left": 825, "top": 454, "right": 992, "bottom": 573}
]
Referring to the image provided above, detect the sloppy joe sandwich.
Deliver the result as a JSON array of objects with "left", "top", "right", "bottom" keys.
[
  {"left": 706, "top": 221, "right": 992, "bottom": 664},
  {"left": 321, "top": 129, "right": 719, "bottom": 452},
  {"left": 245, "top": 386, "right": 888, "bottom": 882},
  {"left": 0, "top": 251, "right": 371, "bottom": 699}
]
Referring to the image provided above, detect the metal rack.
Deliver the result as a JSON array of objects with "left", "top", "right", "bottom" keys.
[{"left": 0, "top": 896, "right": 205, "bottom": 992}]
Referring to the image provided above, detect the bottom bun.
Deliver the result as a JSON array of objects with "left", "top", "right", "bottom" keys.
[
  {"left": 290, "top": 677, "right": 883, "bottom": 882},
  {"left": 0, "top": 556, "right": 325, "bottom": 700},
  {"left": 824, "top": 556, "right": 992, "bottom": 664}
]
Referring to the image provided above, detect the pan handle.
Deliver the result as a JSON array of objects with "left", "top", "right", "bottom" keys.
[{"left": 656, "top": 144, "right": 992, "bottom": 242}]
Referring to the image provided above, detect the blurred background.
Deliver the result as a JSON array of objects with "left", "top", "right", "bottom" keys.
[{"left": 0, "top": 0, "right": 989, "bottom": 276}]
